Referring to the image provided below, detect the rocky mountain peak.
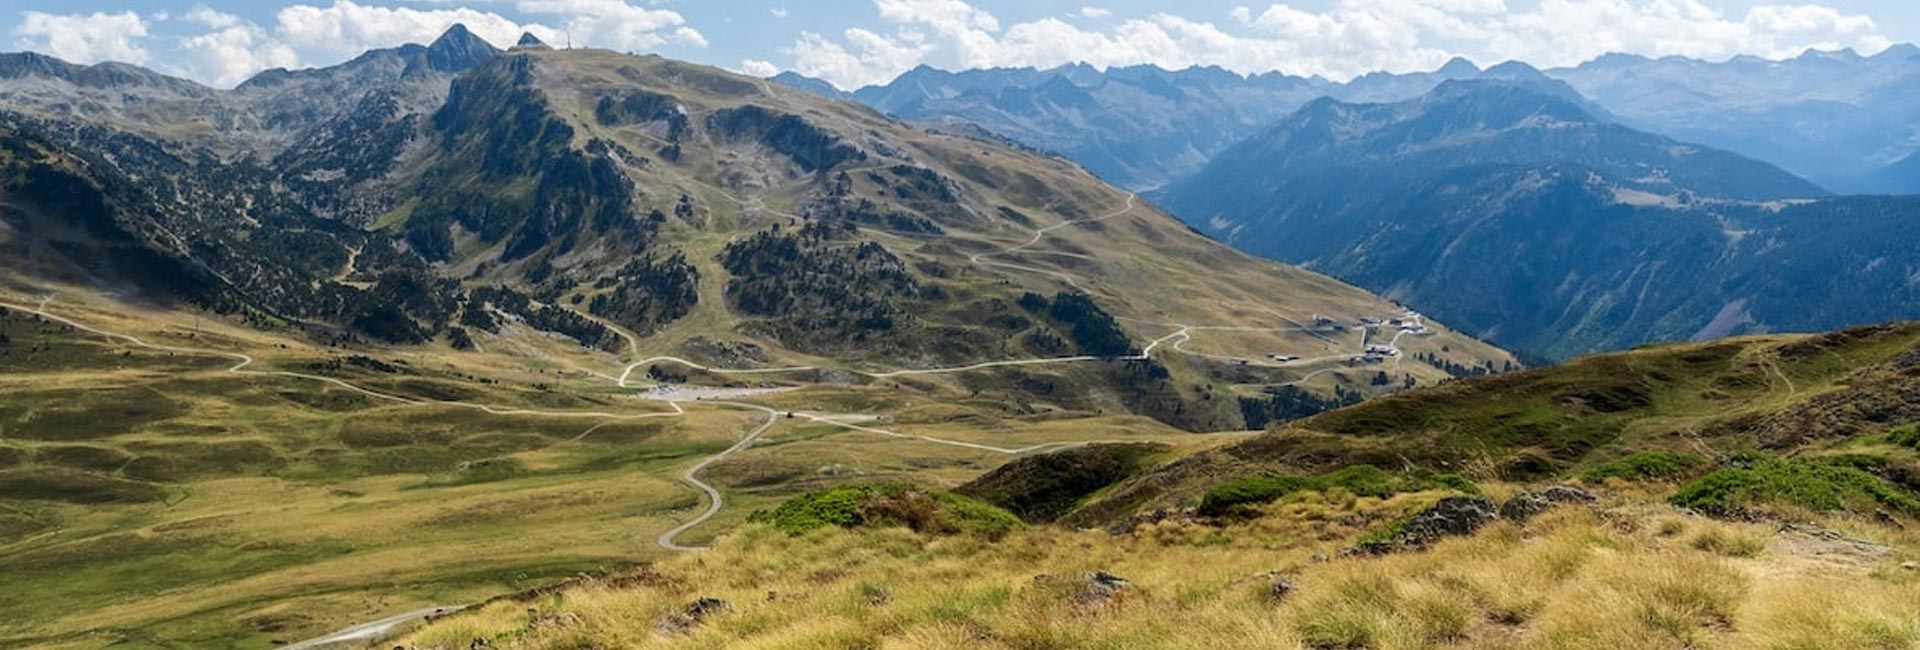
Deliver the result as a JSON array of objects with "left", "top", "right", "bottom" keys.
[{"left": 513, "top": 31, "right": 551, "bottom": 51}]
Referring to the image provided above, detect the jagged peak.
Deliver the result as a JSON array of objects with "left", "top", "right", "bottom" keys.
[
  {"left": 423, "top": 23, "right": 500, "bottom": 73},
  {"left": 513, "top": 32, "right": 551, "bottom": 51}
]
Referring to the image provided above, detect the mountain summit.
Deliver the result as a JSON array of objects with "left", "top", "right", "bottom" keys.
[{"left": 424, "top": 23, "right": 501, "bottom": 73}]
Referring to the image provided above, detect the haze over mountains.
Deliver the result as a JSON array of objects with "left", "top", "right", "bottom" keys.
[
  {"left": 1162, "top": 77, "right": 1920, "bottom": 361},
  {"left": 780, "top": 45, "right": 1920, "bottom": 195},
  {"left": 776, "top": 45, "right": 1920, "bottom": 362}
]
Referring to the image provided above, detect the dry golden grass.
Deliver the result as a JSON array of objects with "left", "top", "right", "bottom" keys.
[{"left": 394, "top": 492, "right": 1920, "bottom": 650}]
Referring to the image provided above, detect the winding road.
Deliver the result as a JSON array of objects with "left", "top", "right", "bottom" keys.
[
  {"left": 4, "top": 163, "right": 1440, "bottom": 649},
  {"left": 654, "top": 401, "right": 780, "bottom": 552}
]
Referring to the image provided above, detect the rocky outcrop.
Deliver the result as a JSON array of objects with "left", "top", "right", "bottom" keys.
[
  {"left": 1500, "top": 485, "right": 1598, "bottom": 522},
  {"left": 1352, "top": 496, "right": 1498, "bottom": 554}
]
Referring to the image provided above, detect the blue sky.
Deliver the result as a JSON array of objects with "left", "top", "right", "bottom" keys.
[{"left": 7, "top": 0, "right": 1915, "bottom": 88}]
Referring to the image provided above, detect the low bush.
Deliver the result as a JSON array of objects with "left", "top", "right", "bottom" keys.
[
  {"left": 751, "top": 483, "right": 1021, "bottom": 539},
  {"left": 1669, "top": 453, "right": 1920, "bottom": 518},
  {"left": 1584, "top": 451, "right": 1707, "bottom": 483},
  {"left": 1198, "top": 465, "right": 1478, "bottom": 516},
  {"left": 1888, "top": 424, "right": 1920, "bottom": 449}
]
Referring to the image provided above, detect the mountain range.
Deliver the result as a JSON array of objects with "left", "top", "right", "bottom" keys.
[
  {"left": 0, "top": 26, "right": 1510, "bottom": 433},
  {"left": 1160, "top": 75, "right": 1919, "bottom": 361},
  {"left": 780, "top": 45, "right": 1920, "bottom": 195}
]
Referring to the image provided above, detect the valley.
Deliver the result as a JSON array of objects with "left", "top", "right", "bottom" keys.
[{"left": 1, "top": 8, "right": 1917, "bottom": 650}]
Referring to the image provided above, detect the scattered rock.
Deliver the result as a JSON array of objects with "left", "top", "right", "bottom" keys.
[
  {"left": 527, "top": 609, "right": 580, "bottom": 630},
  {"left": 1542, "top": 485, "right": 1597, "bottom": 504},
  {"left": 1354, "top": 496, "right": 1498, "bottom": 554},
  {"left": 655, "top": 597, "right": 731, "bottom": 637},
  {"left": 1269, "top": 577, "right": 1296, "bottom": 602},
  {"left": 1500, "top": 486, "right": 1597, "bottom": 522},
  {"left": 1107, "top": 506, "right": 1186, "bottom": 534},
  {"left": 1901, "top": 561, "right": 1918, "bottom": 571},
  {"left": 1070, "top": 571, "right": 1132, "bottom": 609}
]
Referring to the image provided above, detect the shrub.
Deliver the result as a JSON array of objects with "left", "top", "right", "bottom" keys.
[
  {"left": 1888, "top": 425, "right": 1920, "bottom": 449},
  {"left": 1669, "top": 454, "right": 1920, "bottom": 518},
  {"left": 1198, "top": 465, "right": 1478, "bottom": 516},
  {"left": 751, "top": 483, "right": 1022, "bottom": 539},
  {"left": 1584, "top": 451, "right": 1707, "bottom": 483}
]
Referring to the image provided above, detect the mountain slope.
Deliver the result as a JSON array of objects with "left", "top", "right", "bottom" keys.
[
  {"left": 1159, "top": 77, "right": 1915, "bottom": 361},
  {"left": 1074, "top": 321, "right": 1920, "bottom": 522},
  {"left": 0, "top": 29, "right": 1512, "bottom": 432},
  {"left": 392, "top": 320, "right": 1920, "bottom": 650}
]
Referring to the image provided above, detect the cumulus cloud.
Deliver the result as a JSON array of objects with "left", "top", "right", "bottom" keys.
[
  {"left": 516, "top": 0, "right": 707, "bottom": 51},
  {"left": 13, "top": 11, "right": 152, "bottom": 65},
  {"left": 1079, "top": 7, "right": 1113, "bottom": 19},
  {"left": 274, "top": 1, "right": 544, "bottom": 64},
  {"left": 740, "top": 58, "right": 780, "bottom": 76},
  {"left": 174, "top": 6, "right": 300, "bottom": 86},
  {"left": 12, "top": 0, "right": 707, "bottom": 88},
  {"left": 782, "top": 0, "right": 1894, "bottom": 90}
]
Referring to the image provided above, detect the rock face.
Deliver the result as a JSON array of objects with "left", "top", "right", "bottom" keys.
[
  {"left": 1354, "top": 496, "right": 1499, "bottom": 554},
  {"left": 1500, "top": 486, "right": 1598, "bottom": 522}
]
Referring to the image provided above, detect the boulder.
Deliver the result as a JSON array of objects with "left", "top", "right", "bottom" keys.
[
  {"left": 1500, "top": 486, "right": 1597, "bottom": 522},
  {"left": 1070, "top": 571, "right": 1132, "bottom": 609},
  {"left": 1354, "top": 496, "right": 1498, "bottom": 554},
  {"left": 654, "top": 597, "right": 731, "bottom": 636}
]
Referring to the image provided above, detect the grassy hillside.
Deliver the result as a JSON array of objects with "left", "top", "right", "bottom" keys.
[
  {"left": 388, "top": 322, "right": 1920, "bottom": 649},
  {"left": 0, "top": 300, "right": 1241, "bottom": 649},
  {"left": 1074, "top": 322, "right": 1920, "bottom": 523},
  {"left": 394, "top": 479, "right": 1920, "bottom": 650}
]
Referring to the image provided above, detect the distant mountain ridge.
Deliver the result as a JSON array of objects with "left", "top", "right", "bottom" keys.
[
  {"left": 776, "top": 61, "right": 1482, "bottom": 190},
  {"left": 1159, "top": 78, "right": 1917, "bottom": 361},
  {"left": 775, "top": 44, "right": 1920, "bottom": 194}
]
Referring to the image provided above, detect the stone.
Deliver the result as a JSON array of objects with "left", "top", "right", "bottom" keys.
[
  {"left": 655, "top": 597, "right": 731, "bottom": 636},
  {"left": 1070, "top": 571, "right": 1132, "bottom": 609},
  {"left": 1354, "top": 496, "right": 1498, "bottom": 554},
  {"left": 1501, "top": 486, "right": 1596, "bottom": 522}
]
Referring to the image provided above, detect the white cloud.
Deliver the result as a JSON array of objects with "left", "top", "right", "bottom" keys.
[
  {"left": 516, "top": 0, "right": 706, "bottom": 51},
  {"left": 785, "top": 0, "right": 1894, "bottom": 90},
  {"left": 13, "top": 11, "right": 152, "bottom": 65},
  {"left": 175, "top": 8, "right": 300, "bottom": 86},
  {"left": 740, "top": 58, "right": 780, "bottom": 76},
  {"left": 1079, "top": 7, "right": 1113, "bottom": 19},
  {"left": 770, "top": 7, "right": 789, "bottom": 18},
  {"left": 273, "top": 0, "right": 543, "bottom": 64},
  {"left": 184, "top": 5, "right": 245, "bottom": 30}
]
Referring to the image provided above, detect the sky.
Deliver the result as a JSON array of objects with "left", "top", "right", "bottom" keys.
[{"left": 5, "top": 0, "right": 1915, "bottom": 89}]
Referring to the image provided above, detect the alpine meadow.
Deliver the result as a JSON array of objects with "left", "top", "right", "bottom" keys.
[{"left": 1, "top": 2, "right": 1918, "bottom": 649}]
